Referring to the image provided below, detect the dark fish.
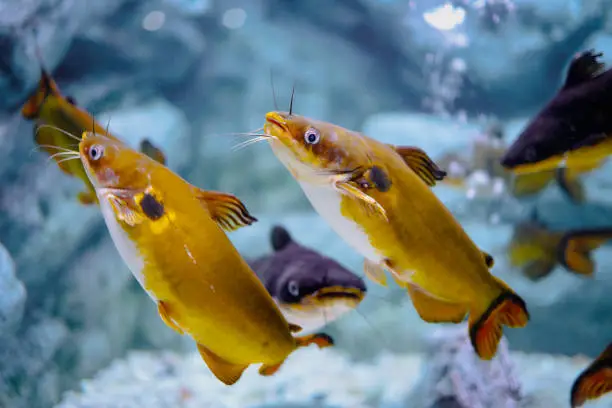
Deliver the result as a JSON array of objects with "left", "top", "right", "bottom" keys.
[
  {"left": 507, "top": 209, "right": 612, "bottom": 280},
  {"left": 501, "top": 50, "right": 612, "bottom": 177},
  {"left": 250, "top": 225, "right": 367, "bottom": 333},
  {"left": 571, "top": 342, "right": 612, "bottom": 407}
]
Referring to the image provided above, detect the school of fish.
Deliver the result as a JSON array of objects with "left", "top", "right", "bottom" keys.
[{"left": 16, "top": 46, "right": 612, "bottom": 406}]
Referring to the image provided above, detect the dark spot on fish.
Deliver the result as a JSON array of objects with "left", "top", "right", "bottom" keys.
[
  {"left": 369, "top": 166, "right": 392, "bottom": 192},
  {"left": 140, "top": 193, "right": 164, "bottom": 220},
  {"left": 66, "top": 95, "right": 77, "bottom": 106}
]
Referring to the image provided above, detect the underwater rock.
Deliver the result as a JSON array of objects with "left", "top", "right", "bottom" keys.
[
  {"left": 56, "top": 347, "right": 423, "bottom": 408},
  {"left": 0, "top": 0, "right": 126, "bottom": 110},
  {"left": 0, "top": 242, "right": 26, "bottom": 339},
  {"left": 0, "top": 318, "right": 69, "bottom": 408},
  {"left": 408, "top": 324, "right": 523, "bottom": 408}
]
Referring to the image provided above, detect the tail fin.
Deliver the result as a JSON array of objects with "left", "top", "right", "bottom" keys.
[
  {"left": 468, "top": 277, "right": 529, "bottom": 360},
  {"left": 558, "top": 229, "right": 612, "bottom": 277},
  {"left": 571, "top": 343, "right": 612, "bottom": 407},
  {"left": 259, "top": 333, "right": 334, "bottom": 377}
]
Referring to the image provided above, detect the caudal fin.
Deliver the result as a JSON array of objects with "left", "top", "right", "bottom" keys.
[
  {"left": 259, "top": 333, "right": 334, "bottom": 377},
  {"left": 571, "top": 343, "right": 612, "bottom": 407},
  {"left": 468, "top": 278, "right": 529, "bottom": 360}
]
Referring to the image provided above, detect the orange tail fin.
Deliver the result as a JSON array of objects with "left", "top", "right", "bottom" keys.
[
  {"left": 468, "top": 279, "right": 529, "bottom": 360},
  {"left": 21, "top": 69, "right": 61, "bottom": 119},
  {"left": 558, "top": 229, "right": 612, "bottom": 277},
  {"left": 571, "top": 343, "right": 612, "bottom": 407}
]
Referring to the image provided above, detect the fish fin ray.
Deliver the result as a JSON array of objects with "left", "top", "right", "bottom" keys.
[
  {"left": 196, "top": 343, "right": 248, "bottom": 385},
  {"left": 108, "top": 194, "right": 145, "bottom": 226},
  {"left": 563, "top": 49, "right": 605, "bottom": 89},
  {"left": 363, "top": 259, "right": 388, "bottom": 287},
  {"left": 390, "top": 145, "right": 447, "bottom": 186},
  {"left": 157, "top": 301, "right": 184, "bottom": 335},
  {"left": 334, "top": 181, "right": 387, "bottom": 221},
  {"left": 406, "top": 284, "right": 468, "bottom": 323},
  {"left": 468, "top": 281, "right": 529, "bottom": 360},
  {"left": 139, "top": 138, "right": 167, "bottom": 165},
  {"left": 194, "top": 189, "right": 258, "bottom": 231},
  {"left": 558, "top": 229, "right": 612, "bottom": 276},
  {"left": 555, "top": 168, "right": 586, "bottom": 203}
]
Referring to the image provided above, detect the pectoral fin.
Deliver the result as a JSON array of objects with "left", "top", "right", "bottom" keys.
[
  {"left": 555, "top": 168, "right": 586, "bottom": 203},
  {"left": 157, "top": 301, "right": 183, "bottom": 335},
  {"left": 390, "top": 145, "right": 447, "bottom": 186},
  {"left": 194, "top": 189, "right": 258, "bottom": 231},
  {"left": 406, "top": 284, "right": 468, "bottom": 323},
  {"left": 139, "top": 138, "right": 167, "bottom": 165},
  {"left": 334, "top": 181, "right": 388, "bottom": 221},
  {"left": 107, "top": 194, "right": 145, "bottom": 226},
  {"left": 363, "top": 259, "right": 388, "bottom": 287},
  {"left": 196, "top": 343, "right": 248, "bottom": 385}
]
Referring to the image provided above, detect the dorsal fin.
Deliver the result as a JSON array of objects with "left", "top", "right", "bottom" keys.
[
  {"left": 563, "top": 49, "right": 605, "bottom": 89},
  {"left": 271, "top": 225, "right": 292, "bottom": 251},
  {"left": 390, "top": 145, "right": 447, "bottom": 187}
]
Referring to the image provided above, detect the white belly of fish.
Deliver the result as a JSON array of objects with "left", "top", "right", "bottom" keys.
[
  {"left": 276, "top": 300, "right": 354, "bottom": 334},
  {"left": 98, "top": 196, "right": 156, "bottom": 302},
  {"left": 298, "top": 181, "right": 382, "bottom": 263}
]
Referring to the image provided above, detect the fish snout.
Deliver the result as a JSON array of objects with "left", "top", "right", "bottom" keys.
[{"left": 265, "top": 111, "right": 289, "bottom": 132}]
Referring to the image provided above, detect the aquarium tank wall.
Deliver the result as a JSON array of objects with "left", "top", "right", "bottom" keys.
[{"left": 2, "top": 0, "right": 612, "bottom": 407}]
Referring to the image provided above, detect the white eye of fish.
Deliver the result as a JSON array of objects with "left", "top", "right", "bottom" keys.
[
  {"left": 304, "top": 128, "right": 320, "bottom": 145},
  {"left": 287, "top": 280, "right": 300, "bottom": 297},
  {"left": 89, "top": 144, "right": 104, "bottom": 161}
]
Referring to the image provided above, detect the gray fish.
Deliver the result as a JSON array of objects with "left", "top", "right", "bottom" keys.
[{"left": 250, "top": 225, "right": 367, "bottom": 333}]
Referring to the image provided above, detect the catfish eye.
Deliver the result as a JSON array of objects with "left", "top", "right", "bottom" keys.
[
  {"left": 89, "top": 144, "right": 104, "bottom": 161},
  {"left": 304, "top": 128, "right": 320, "bottom": 145},
  {"left": 287, "top": 280, "right": 300, "bottom": 297}
]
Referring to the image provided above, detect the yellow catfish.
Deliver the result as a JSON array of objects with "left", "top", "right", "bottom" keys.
[
  {"left": 21, "top": 68, "right": 165, "bottom": 204},
  {"left": 262, "top": 110, "right": 529, "bottom": 360},
  {"left": 76, "top": 132, "right": 333, "bottom": 385}
]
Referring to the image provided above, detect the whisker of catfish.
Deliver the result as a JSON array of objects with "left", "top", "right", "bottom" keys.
[
  {"left": 55, "top": 155, "right": 81, "bottom": 166},
  {"left": 208, "top": 127, "right": 265, "bottom": 138},
  {"left": 30, "top": 144, "right": 75, "bottom": 157},
  {"left": 46, "top": 151, "right": 80, "bottom": 164},
  {"left": 36, "top": 124, "right": 82, "bottom": 143},
  {"left": 231, "top": 136, "right": 270, "bottom": 152}
]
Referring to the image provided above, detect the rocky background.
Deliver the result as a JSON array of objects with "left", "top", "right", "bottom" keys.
[{"left": 2, "top": 0, "right": 612, "bottom": 407}]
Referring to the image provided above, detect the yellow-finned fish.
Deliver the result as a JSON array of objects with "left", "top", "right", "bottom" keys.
[
  {"left": 261, "top": 107, "right": 529, "bottom": 360},
  {"left": 21, "top": 68, "right": 166, "bottom": 204},
  {"left": 507, "top": 210, "right": 612, "bottom": 280},
  {"left": 501, "top": 50, "right": 612, "bottom": 176},
  {"left": 571, "top": 342, "right": 612, "bottom": 407},
  {"left": 76, "top": 132, "right": 333, "bottom": 385}
]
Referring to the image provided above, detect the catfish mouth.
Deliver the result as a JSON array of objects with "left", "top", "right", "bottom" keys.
[{"left": 312, "top": 286, "right": 365, "bottom": 302}]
